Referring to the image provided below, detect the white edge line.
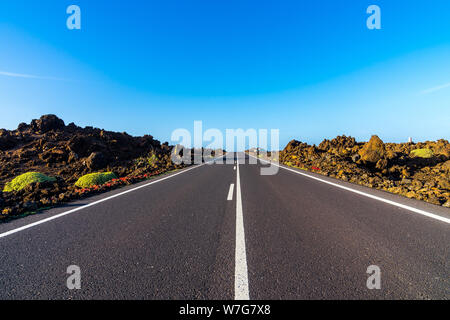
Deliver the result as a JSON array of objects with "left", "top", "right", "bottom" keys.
[
  {"left": 248, "top": 154, "right": 450, "bottom": 224},
  {"left": 0, "top": 157, "right": 224, "bottom": 239},
  {"left": 227, "top": 184, "right": 235, "bottom": 201},
  {"left": 235, "top": 155, "right": 250, "bottom": 300}
]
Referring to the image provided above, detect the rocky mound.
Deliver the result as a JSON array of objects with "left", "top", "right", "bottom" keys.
[
  {"left": 279, "top": 135, "right": 450, "bottom": 207},
  {"left": 0, "top": 115, "right": 220, "bottom": 221}
]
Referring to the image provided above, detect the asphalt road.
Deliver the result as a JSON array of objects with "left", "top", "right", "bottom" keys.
[{"left": 0, "top": 153, "right": 449, "bottom": 299}]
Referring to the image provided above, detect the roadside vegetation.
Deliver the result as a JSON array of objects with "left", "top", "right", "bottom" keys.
[
  {"left": 75, "top": 172, "right": 117, "bottom": 188},
  {"left": 410, "top": 148, "right": 434, "bottom": 159},
  {"left": 3, "top": 172, "right": 56, "bottom": 192}
]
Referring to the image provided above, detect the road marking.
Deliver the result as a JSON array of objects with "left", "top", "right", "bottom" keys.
[
  {"left": 0, "top": 157, "right": 224, "bottom": 240},
  {"left": 235, "top": 156, "right": 250, "bottom": 300},
  {"left": 227, "top": 184, "right": 235, "bottom": 201},
  {"left": 249, "top": 154, "right": 450, "bottom": 224}
]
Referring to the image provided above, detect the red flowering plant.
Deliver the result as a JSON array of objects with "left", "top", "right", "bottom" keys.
[{"left": 73, "top": 168, "right": 169, "bottom": 197}]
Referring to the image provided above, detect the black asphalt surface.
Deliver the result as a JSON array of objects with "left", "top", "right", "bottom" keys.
[{"left": 0, "top": 153, "right": 449, "bottom": 299}]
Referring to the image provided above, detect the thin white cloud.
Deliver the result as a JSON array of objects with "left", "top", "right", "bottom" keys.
[
  {"left": 0, "top": 70, "right": 70, "bottom": 82},
  {"left": 421, "top": 82, "right": 450, "bottom": 94}
]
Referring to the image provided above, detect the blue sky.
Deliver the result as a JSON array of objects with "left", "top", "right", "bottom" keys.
[{"left": 0, "top": 0, "right": 449, "bottom": 149}]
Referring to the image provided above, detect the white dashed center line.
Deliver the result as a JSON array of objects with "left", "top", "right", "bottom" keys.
[{"left": 227, "top": 184, "right": 235, "bottom": 201}]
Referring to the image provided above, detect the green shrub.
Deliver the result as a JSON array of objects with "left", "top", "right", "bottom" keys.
[
  {"left": 134, "top": 152, "right": 159, "bottom": 167},
  {"left": 75, "top": 172, "right": 117, "bottom": 188},
  {"left": 410, "top": 148, "right": 434, "bottom": 159},
  {"left": 147, "top": 153, "right": 158, "bottom": 166},
  {"left": 3, "top": 172, "right": 56, "bottom": 192}
]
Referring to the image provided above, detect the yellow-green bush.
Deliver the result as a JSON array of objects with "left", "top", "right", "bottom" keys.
[
  {"left": 3, "top": 172, "right": 56, "bottom": 192},
  {"left": 134, "top": 152, "right": 159, "bottom": 167},
  {"left": 410, "top": 148, "right": 434, "bottom": 158},
  {"left": 147, "top": 153, "right": 158, "bottom": 166},
  {"left": 75, "top": 172, "right": 117, "bottom": 188}
]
